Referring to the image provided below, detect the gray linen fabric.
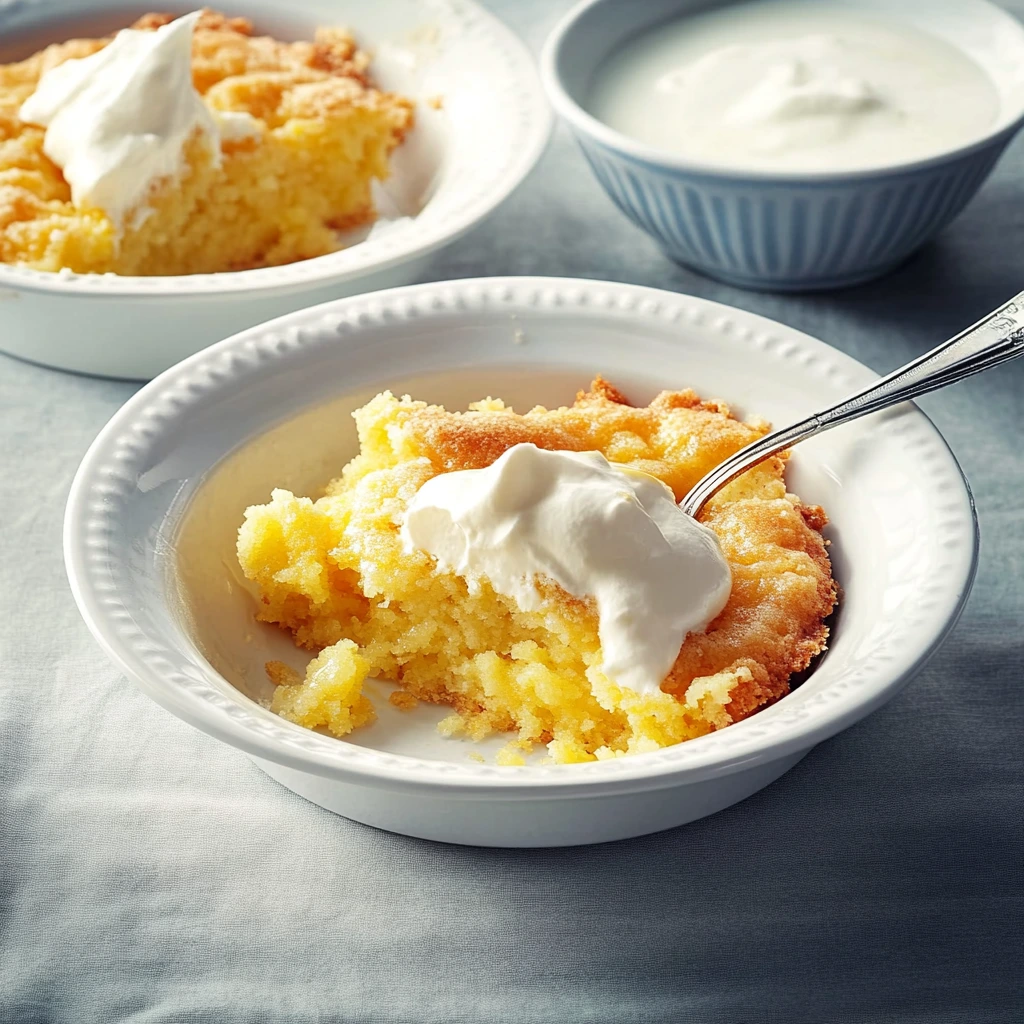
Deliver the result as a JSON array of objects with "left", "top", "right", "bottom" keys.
[{"left": 2, "top": 2, "right": 1023, "bottom": 1021}]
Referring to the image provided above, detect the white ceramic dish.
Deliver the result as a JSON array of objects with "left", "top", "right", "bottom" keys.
[
  {"left": 0, "top": 0, "right": 550, "bottom": 379},
  {"left": 541, "top": 0, "right": 1024, "bottom": 290},
  {"left": 65, "top": 277, "right": 978, "bottom": 847}
]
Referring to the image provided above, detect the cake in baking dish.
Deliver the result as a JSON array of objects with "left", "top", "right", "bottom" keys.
[{"left": 0, "top": 9, "right": 413, "bottom": 275}]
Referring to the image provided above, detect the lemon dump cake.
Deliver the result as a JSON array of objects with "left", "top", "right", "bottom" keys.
[
  {"left": 237, "top": 379, "right": 837, "bottom": 764},
  {"left": 0, "top": 9, "right": 413, "bottom": 275}
]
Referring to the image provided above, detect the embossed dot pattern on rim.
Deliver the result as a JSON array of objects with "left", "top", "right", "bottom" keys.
[
  {"left": 0, "top": 0, "right": 552, "bottom": 297},
  {"left": 64, "top": 278, "right": 979, "bottom": 794}
]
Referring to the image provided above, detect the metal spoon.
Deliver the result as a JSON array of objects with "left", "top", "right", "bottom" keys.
[{"left": 680, "top": 289, "right": 1024, "bottom": 518}]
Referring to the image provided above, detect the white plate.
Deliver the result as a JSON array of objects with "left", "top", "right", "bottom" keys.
[
  {"left": 0, "top": 0, "right": 551, "bottom": 379},
  {"left": 64, "top": 277, "right": 978, "bottom": 846}
]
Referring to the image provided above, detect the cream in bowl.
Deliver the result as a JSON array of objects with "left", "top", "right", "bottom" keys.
[
  {"left": 587, "top": 0, "right": 1000, "bottom": 173},
  {"left": 541, "top": 0, "right": 1024, "bottom": 290}
]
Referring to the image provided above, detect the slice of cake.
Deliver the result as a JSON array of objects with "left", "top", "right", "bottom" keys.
[
  {"left": 0, "top": 9, "right": 413, "bottom": 275},
  {"left": 236, "top": 379, "right": 838, "bottom": 765}
]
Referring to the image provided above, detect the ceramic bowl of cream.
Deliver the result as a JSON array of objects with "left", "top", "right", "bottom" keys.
[
  {"left": 0, "top": 0, "right": 550, "bottom": 379},
  {"left": 542, "top": 0, "right": 1024, "bottom": 291}
]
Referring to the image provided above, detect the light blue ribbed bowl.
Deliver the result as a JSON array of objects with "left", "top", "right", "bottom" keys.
[{"left": 542, "top": 0, "right": 1024, "bottom": 292}]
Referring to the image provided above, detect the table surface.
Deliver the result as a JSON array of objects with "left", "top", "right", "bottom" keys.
[{"left": 3, "top": 3, "right": 1023, "bottom": 1021}]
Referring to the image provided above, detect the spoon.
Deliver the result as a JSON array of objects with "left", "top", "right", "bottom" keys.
[{"left": 680, "top": 289, "right": 1024, "bottom": 518}]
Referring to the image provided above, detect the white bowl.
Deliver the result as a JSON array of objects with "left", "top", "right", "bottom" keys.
[
  {"left": 541, "top": 0, "right": 1024, "bottom": 290},
  {"left": 64, "top": 277, "right": 978, "bottom": 847},
  {"left": 0, "top": 0, "right": 550, "bottom": 379}
]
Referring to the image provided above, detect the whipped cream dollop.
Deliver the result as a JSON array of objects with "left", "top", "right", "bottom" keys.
[
  {"left": 587, "top": 1, "right": 999, "bottom": 172},
  {"left": 19, "top": 11, "right": 222, "bottom": 225},
  {"left": 701, "top": 49, "right": 883, "bottom": 127},
  {"left": 401, "top": 444, "right": 732, "bottom": 695}
]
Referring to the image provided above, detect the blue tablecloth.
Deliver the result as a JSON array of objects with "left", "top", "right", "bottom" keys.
[{"left": 2, "top": 2, "right": 1022, "bottom": 1020}]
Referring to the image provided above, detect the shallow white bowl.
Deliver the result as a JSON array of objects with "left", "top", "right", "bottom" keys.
[
  {"left": 65, "top": 277, "right": 978, "bottom": 846},
  {"left": 0, "top": 0, "right": 550, "bottom": 379}
]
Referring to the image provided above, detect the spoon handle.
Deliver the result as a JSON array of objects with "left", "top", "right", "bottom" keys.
[{"left": 680, "top": 289, "right": 1024, "bottom": 518}]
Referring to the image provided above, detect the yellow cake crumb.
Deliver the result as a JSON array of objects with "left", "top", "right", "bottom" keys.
[
  {"left": 495, "top": 742, "right": 529, "bottom": 768},
  {"left": 0, "top": 10, "right": 413, "bottom": 275},
  {"left": 265, "top": 659, "right": 302, "bottom": 687},
  {"left": 388, "top": 690, "right": 419, "bottom": 711},
  {"left": 268, "top": 639, "right": 375, "bottom": 737},
  {"left": 237, "top": 378, "right": 837, "bottom": 764}
]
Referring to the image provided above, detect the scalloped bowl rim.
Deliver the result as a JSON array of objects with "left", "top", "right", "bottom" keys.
[
  {"left": 64, "top": 277, "right": 979, "bottom": 795},
  {"left": 0, "top": 0, "right": 552, "bottom": 297}
]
